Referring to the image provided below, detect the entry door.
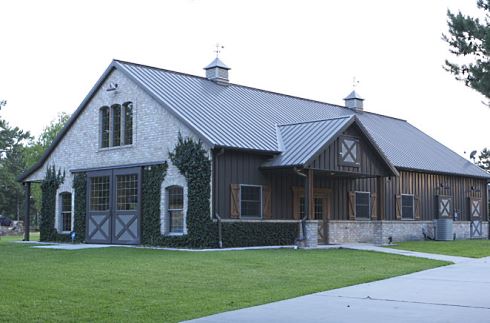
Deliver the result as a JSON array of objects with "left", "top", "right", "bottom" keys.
[{"left": 86, "top": 168, "right": 141, "bottom": 245}]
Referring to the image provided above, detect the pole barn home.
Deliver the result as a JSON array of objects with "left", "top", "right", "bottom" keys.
[{"left": 19, "top": 58, "right": 490, "bottom": 247}]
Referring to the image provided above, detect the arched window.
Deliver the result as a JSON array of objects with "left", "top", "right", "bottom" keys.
[
  {"left": 167, "top": 186, "right": 184, "bottom": 233},
  {"left": 100, "top": 106, "right": 110, "bottom": 148},
  {"left": 60, "top": 192, "right": 72, "bottom": 232},
  {"left": 99, "top": 102, "right": 133, "bottom": 148}
]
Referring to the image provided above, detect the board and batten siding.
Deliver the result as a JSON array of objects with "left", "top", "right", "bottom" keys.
[
  {"left": 307, "top": 124, "right": 391, "bottom": 177},
  {"left": 215, "top": 149, "right": 488, "bottom": 223}
]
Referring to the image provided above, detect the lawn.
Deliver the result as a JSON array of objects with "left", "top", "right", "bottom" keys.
[
  {"left": 0, "top": 235, "right": 447, "bottom": 323},
  {"left": 389, "top": 239, "right": 490, "bottom": 258}
]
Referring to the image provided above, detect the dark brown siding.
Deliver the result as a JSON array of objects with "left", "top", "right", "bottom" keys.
[
  {"left": 214, "top": 150, "right": 488, "bottom": 222},
  {"left": 384, "top": 170, "right": 488, "bottom": 221},
  {"left": 214, "top": 150, "right": 271, "bottom": 219},
  {"left": 307, "top": 124, "right": 391, "bottom": 177}
]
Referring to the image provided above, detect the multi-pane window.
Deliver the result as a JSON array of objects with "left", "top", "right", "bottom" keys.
[
  {"left": 100, "top": 106, "right": 110, "bottom": 148},
  {"left": 124, "top": 102, "right": 133, "bottom": 145},
  {"left": 355, "top": 192, "right": 370, "bottom": 219},
  {"left": 60, "top": 192, "right": 72, "bottom": 232},
  {"left": 240, "top": 185, "right": 262, "bottom": 218},
  {"left": 116, "top": 175, "right": 138, "bottom": 211},
  {"left": 100, "top": 101, "right": 133, "bottom": 148},
  {"left": 401, "top": 194, "right": 414, "bottom": 220},
  {"left": 167, "top": 186, "right": 184, "bottom": 233},
  {"left": 90, "top": 176, "right": 110, "bottom": 211},
  {"left": 112, "top": 104, "right": 121, "bottom": 147},
  {"left": 299, "top": 197, "right": 305, "bottom": 219}
]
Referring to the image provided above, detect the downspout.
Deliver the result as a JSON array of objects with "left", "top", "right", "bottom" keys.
[
  {"left": 213, "top": 148, "right": 225, "bottom": 248},
  {"left": 294, "top": 167, "right": 308, "bottom": 243}
]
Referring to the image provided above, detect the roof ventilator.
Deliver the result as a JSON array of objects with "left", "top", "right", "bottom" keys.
[{"left": 344, "top": 90, "right": 364, "bottom": 111}]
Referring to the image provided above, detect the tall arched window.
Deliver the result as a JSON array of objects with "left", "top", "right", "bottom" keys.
[
  {"left": 100, "top": 106, "right": 110, "bottom": 148},
  {"left": 60, "top": 192, "right": 72, "bottom": 232},
  {"left": 167, "top": 186, "right": 184, "bottom": 233},
  {"left": 99, "top": 101, "right": 133, "bottom": 148}
]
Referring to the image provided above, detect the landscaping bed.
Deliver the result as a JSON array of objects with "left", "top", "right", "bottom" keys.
[{"left": 0, "top": 235, "right": 447, "bottom": 323}]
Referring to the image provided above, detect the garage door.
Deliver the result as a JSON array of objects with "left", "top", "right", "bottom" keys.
[{"left": 86, "top": 167, "right": 141, "bottom": 245}]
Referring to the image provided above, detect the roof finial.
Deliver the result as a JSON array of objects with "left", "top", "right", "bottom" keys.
[
  {"left": 215, "top": 43, "right": 224, "bottom": 57},
  {"left": 353, "top": 76, "right": 359, "bottom": 89}
]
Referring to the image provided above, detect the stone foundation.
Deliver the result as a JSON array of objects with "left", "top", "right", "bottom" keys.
[{"left": 328, "top": 220, "right": 489, "bottom": 245}]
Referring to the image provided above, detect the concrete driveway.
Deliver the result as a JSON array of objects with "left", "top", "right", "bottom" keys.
[{"left": 185, "top": 257, "right": 490, "bottom": 323}]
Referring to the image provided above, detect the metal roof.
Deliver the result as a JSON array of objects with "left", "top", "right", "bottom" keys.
[
  {"left": 204, "top": 57, "right": 230, "bottom": 70},
  {"left": 344, "top": 90, "right": 364, "bottom": 101},
  {"left": 18, "top": 59, "right": 490, "bottom": 181},
  {"left": 266, "top": 116, "right": 354, "bottom": 167}
]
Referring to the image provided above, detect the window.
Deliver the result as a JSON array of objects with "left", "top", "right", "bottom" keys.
[
  {"left": 60, "top": 192, "right": 72, "bottom": 232},
  {"left": 99, "top": 101, "right": 133, "bottom": 148},
  {"left": 339, "top": 136, "right": 360, "bottom": 166},
  {"left": 116, "top": 174, "right": 138, "bottom": 211},
  {"left": 401, "top": 194, "right": 414, "bottom": 220},
  {"left": 90, "top": 176, "right": 110, "bottom": 211},
  {"left": 100, "top": 106, "right": 110, "bottom": 148},
  {"left": 240, "top": 185, "right": 262, "bottom": 218},
  {"left": 355, "top": 192, "right": 370, "bottom": 219},
  {"left": 314, "top": 198, "right": 323, "bottom": 220},
  {"left": 167, "top": 186, "right": 184, "bottom": 233}
]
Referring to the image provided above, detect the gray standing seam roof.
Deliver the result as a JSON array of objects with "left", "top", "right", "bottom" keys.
[
  {"left": 17, "top": 59, "right": 490, "bottom": 181},
  {"left": 266, "top": 116, "right": 354, "bottom": 167}
]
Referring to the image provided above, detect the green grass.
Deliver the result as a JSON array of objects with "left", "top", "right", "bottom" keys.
[
  {"left": 389, "top": 239, "right": 490, "bottom": 258},
  {"left": 0, "top": 235, "right": 447, "bottom": 323}
]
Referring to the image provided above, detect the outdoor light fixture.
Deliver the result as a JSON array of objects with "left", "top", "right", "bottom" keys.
[{"left": 106, "top": 82, "right": 118, "bottom": 92}]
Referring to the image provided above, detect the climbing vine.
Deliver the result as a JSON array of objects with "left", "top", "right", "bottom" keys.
[
  {"left": 39, "top": 166, "right": 69, "bottom": 242},
  {"left": 73, "top": 173, "right": 86, "bottom": 242}
]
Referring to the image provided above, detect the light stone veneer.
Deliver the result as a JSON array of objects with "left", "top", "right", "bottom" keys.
[
  {"left": 25, "top": 69, "right": 207, "bottom": 234},
  {"left": 328, "top": 220, "right": 489, "bottom": 244}
]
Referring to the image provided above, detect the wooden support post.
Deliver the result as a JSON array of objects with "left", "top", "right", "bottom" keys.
[
  {"left": 23, "top": 182, "right": 31, "bottom": 241},
  {"left": 377, "top": 177, "right": 385, "bottom": 220},
  {"left": 308, "top": 169, "right": 314, "bottom": 220}
]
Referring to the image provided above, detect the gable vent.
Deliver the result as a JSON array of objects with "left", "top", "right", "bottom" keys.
[{"left": 204, "top": 57, "right": 230, "bottom": 84}]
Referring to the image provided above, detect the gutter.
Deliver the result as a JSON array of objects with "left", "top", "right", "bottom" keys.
[{"left": 213, "top": 148, "right": 225, "bottom": 248}]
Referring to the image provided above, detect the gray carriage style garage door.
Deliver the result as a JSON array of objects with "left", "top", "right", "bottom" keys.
[{"left": 86, "top": 167, "right": 141, "bottom": 245}]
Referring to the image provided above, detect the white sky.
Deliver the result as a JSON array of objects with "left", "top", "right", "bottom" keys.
[{"left": 0, "top": 0, "right": 488, "bottom": 159}]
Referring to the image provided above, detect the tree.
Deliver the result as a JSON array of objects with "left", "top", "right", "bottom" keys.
[
  {"left": 444, "top": 0, "right": 490, "bottom": 102},
  {"left": 476, "top": 148, "right": 490, "bottom": 170},
  {"left": 0, "top": 102, "right": 32, "bottom": 219}
]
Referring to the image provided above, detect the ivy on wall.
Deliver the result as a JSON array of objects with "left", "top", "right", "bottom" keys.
[
  {"left": 39, "top": 166, "right": 69, "bottom": 242},
  {"left": 73, "top": 173, "right": 86, "bottom": 242}
]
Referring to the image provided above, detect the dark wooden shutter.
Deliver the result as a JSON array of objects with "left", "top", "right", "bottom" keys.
[
  {"left": 263, "top": 185, "right": 272, "bottom": 219},
  {"left": 414, "top": 195, "right": 421, "bottom": 220},
  {"left": 370, "top": 193, "right": 377, "bottom": 220},
  {"left": 395, "top": 195, "right": 402, "bottom": 220},
  {"left": 230, "top": 184, "right": 240, "bottom": 219},
  {"left": 348, "top": 192, "right": 356, "bottom": 220}
]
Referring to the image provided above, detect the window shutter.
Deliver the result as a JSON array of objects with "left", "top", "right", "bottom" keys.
[
  {"left": 230, "top": 184, "right": 240, "bottom": 219},
  {"left": 348, "top": 191, "right": 356, "bottom": 220},
  {"left": 370, "top": 193, "right": 377, "bottom": 220},
  {"left": 395, "top": 195, "right": 402, "bottom": 220},
  {"left": 414, "top": 195, "right": 421, "bottom": 220},
  {"left": 263, "top": 185, "right": 272, "bottom": 219}
]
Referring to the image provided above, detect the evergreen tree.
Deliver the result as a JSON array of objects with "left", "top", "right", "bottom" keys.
[{"left": 444, "top": 0, "right": 490, "bottom": 101}]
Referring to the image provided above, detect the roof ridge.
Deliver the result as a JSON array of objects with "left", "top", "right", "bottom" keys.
[
  {"left": 114, "top": 59, "right": 406, "bottom": 122},
  {"left": 277, "top": 115, "right": 353, "bottom": 127}
]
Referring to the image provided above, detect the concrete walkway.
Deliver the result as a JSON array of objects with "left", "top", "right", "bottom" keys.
[
  {"left": 185, "top": 257, "right": 490, "bottom": 323},
  {"left": 337, "top": 243, "right": 473, "bottom": 263}
]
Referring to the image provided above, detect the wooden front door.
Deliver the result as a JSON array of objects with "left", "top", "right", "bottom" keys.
[
  {"left": 292, "top": 187, "right": 331, "bottom": 244},
  {"left": 86, "top": 167, "right": 141, "bottom": 245}
]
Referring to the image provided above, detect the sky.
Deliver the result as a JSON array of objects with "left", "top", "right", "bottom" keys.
[{"left": 0, "top": 0, "right": 488, "bottom": 159}]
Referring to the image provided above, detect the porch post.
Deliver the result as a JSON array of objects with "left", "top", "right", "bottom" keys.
[
  {"left": 23, "top": 182, "right": 31, "bottom": 241},
  {"left": 377, "top": 176, "right": 384, "bottom": 220},
  {"left": 307, "top": 169, "right": 314, "bottom": 219}
]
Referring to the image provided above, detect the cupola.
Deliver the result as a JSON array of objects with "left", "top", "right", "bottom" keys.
[
  {"left": 344, "top": 90, "right": 364, "bottom": 111},
  {"left": 204, "top": 57, "right": 230, "bottom": 84}
]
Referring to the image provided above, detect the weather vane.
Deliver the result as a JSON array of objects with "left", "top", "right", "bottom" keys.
[
  {"left": 215, "top": 43, "right": 224, "bottom": 57},
  {"left": 353, "top": 77, "right": 359, "bottom": 89}
]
